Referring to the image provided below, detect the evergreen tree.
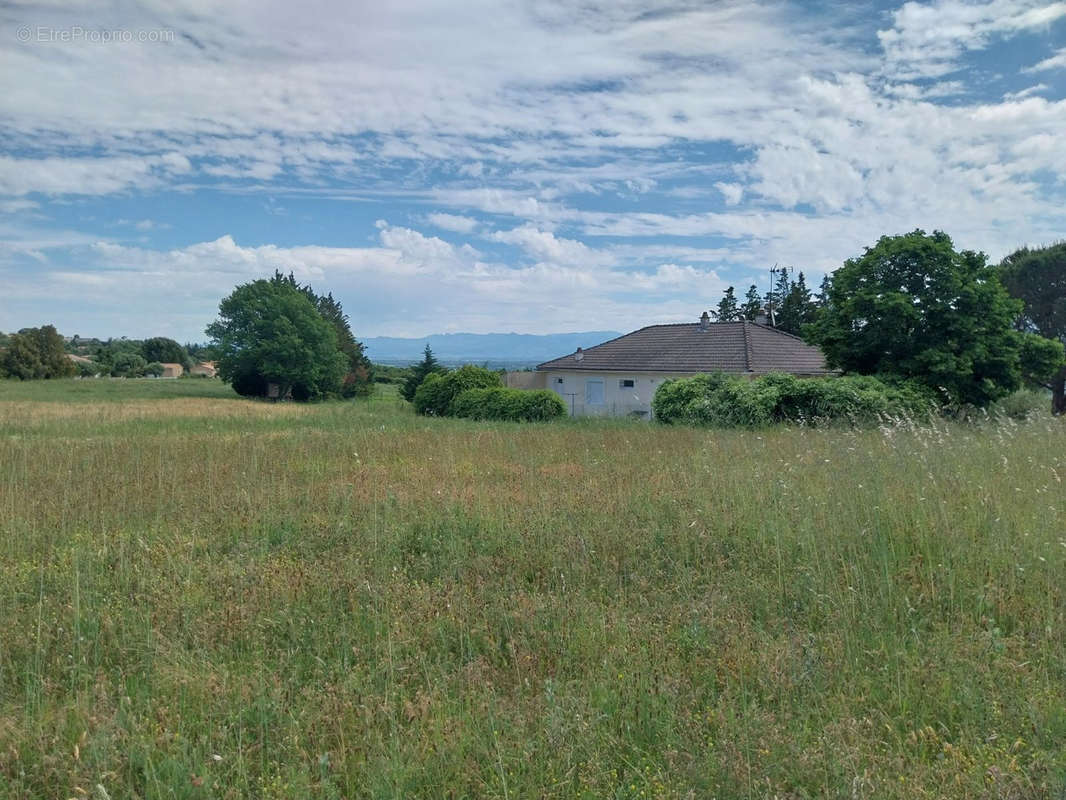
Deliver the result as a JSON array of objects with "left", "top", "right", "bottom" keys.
[
  {"left": 816, "top": 274, "right": 832, "bottom": 308},
  {"left": 741, "top": 284, "right": 763, "bottom": 320},
  {"left": 715, "top": 286, "right": 741, "bottom": 322},
  {"left": 401, "top": 344, "right": 447, "bottom": 402},
  {"left": 777, "top": 271, "right": 817, "bottom": 336}
]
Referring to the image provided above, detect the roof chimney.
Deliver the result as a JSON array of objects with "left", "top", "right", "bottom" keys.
[
  {"left": 699, "top": 311, "right": 710, "bottom": 331},
  {"left": 754, "top": 312, "right": 768, "bottom": 325},
  {"left": 574, "top": 347, "right": 584, "bottom": 362}
]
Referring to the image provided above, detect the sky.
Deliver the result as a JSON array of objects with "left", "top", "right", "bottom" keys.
[{"left": 1, "top": 0, "right": 1065, "bottom": 341}]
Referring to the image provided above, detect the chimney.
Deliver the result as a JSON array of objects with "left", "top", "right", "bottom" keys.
[
  {"left": 754, "top": 312, "right": 768, "bottom": 325},
  {"left": 699, "top": 311, "right": 710, "bottom": 331},
  {"left": 574, "top": 347, "right": 584, "bottom": 362}
]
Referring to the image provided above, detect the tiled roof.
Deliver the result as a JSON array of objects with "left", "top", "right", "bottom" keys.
[{"left": 536, "top": 321, "right": 832, "bottom": 375}]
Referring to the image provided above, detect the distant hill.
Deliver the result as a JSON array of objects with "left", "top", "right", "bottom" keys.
[{"left": 363, "top": 331, "right": 622, "bottom": 367}]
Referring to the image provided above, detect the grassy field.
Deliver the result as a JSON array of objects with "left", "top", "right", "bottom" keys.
[{"left": 1, "top": 378, "right": 1064, "bottom": 799}]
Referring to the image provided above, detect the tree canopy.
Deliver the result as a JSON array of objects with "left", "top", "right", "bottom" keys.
[
  {"left": 142, "top": 337, "right": 191, "bottom": 369},
  {"left": 808, "top": 230, "right": 1054, "bottom": 407},
  {"left": 269, "top": 272, "right": 373, "bottom": 397},
  {"left": 1000, "top": 241, "right": 1066, "bottom": 413},
  {"left": 206, "top": 278, "right": 348, "bottom": 401},
  {"left": 0, "top": 325, "right": 75, "bottom": 380}
]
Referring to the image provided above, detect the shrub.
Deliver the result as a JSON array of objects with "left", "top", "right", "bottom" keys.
[
  {"left": 412, "top": 365, "right": 502, "bottom": 416},
  {"left": 451, "top": 387, "right": 566, "bottom": 421},
  {"left": 653, "top": 372, "right": 934, "bottom": 427},
  {"left": 988, "top": 389, "right": 1050, "bottom": 421}
]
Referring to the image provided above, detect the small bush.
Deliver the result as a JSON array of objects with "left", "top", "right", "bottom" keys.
[
  {"left": 413, "top": 365, "right": 503, "bottom": 416},
  {"left": 653, "top": 372, "right": 934, "bottom": 427},
  {"left": 451, "top": 387, "right": 566, "bottom": 422},
  {"left": 988, "top": 389, "right": 1050, "bottom": 421}
]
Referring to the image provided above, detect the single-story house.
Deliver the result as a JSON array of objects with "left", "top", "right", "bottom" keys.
[
  {"left": 535, "top": 312, "right": 833, "bottom": 418},
  {"left": 190, "top": 361, "right": 218, "bottom": 378},
  {"left": 159, "top": 362, "right": 185, "bottom": 378}
]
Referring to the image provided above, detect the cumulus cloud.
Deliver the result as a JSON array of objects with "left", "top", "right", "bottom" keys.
[{"left": 427, "top": 213, "right": 480, "bottom": 233}]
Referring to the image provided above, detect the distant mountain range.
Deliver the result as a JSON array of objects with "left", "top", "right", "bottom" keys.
[{"left": 363, "top": 331, "right": 622, "bottom": 367}]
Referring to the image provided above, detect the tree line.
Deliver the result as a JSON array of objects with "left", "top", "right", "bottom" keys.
[
  {"left": 707, "top": 233, "right": 1066, "bottom": 413},
  {"left": 0, "top": 328, "right": 216, "bottom": 379}
]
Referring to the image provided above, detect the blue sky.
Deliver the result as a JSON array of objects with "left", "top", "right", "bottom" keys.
[{"left": 2, "top": 0, "right": 1065, "bottom": 341}]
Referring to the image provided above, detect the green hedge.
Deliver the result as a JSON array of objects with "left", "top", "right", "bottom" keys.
[
  {"left": 652, "top": 372, "right": 934, "bottom": 427},
  {"left": 451, "top": 387, "right": 566, "bottom": 422},
  {"left": 412, "top": 365, "right": 503, "bottom": 416}
]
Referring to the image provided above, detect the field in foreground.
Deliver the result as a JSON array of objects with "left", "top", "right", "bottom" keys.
[{"left": 1, "top": 380, "right": 1064, "bottom": 799}]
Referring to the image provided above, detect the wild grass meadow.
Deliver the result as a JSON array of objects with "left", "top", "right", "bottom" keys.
[{"left": 1, "top": 379, "right": 1064, "bottom": 799}]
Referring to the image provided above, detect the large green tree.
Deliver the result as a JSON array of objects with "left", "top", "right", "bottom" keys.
[
  {"left": 808, "top": 230, "right": 1052, "bottom": 407},
  {"left": 270, "top": 272, "right": 374, "bottom": 397},
  {"left": 1, "top": 325, "right": 76, "bottom": 380},
  {"left": 1000, "top": 242, "right": 1066, "bottom": 414},
  {"left": 206, "top": 278, "right": 348, "bottom": 401},
  {"left": 141, "top": 337, "right": 191, "bottom": 369},
  {"left": 401, "top": 344, "right": 447, "bottom": 402}
]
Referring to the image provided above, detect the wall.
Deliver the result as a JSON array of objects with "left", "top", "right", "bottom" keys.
[
  {"left": 504, "top": 371, "right": 547, "bottom": 390},
  {"left": 542, "top": 370, "right": 685, "bottom": 418}
]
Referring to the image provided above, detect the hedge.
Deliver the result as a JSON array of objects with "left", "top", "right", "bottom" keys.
[
  {"left": 652, "top": 372, "right": 934, "bottom": 427},
  {"left": 412, "top": 365, "right": 503, "bottom": 416},
  {"left": 451, "top": 387, "right": 566, "bottom": 422}
]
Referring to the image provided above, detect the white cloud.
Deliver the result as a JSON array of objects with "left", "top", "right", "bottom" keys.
[
  {"left": 490, "top": 225, "right": 609, "bottom": 267},
  {"left": 1023, "top": 47, "right": 1066, "bottom": 72},
  {"left": 427, "top": 212, "right": 480, "bottom": 233},
  {"left": 715, "top": 183, "right": 744, "bottom": 206},
  {"left": 1, "top": 224, "right": 733, "bottom": 338},
  {"left": 879, "top": 0, "right": 1066, "bottom": 79},
  {"left": 0, "top": 153, "right": 190, "bottom": 196},
  {"left": 2, "top": 0, "right": 1066, "bottom": 339}
]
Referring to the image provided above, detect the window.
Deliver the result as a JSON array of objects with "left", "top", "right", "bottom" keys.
[
  {"left": 619, "top": 379, "right": 635, "bottom": 388},
  {"left": 585, "top": 379, "right": 605, "bottom": 405},
  {"left": 556, "top": 377, "right": 564, "bottom": 384}
]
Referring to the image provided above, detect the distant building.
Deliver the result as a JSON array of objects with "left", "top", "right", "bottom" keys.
[
  {"left": 190, "top": 361, "right": 217, "bottom": 378},
  {"left": 159, "top": 363, "right": 185, "bottom": 378},
  {"left": 536, "top": 312, "right": 833, "bottom": 418}
]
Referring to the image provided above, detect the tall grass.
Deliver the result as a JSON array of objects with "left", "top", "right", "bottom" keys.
[{"left": 1, "top": 379, "right": 1064, "bottom": 798}]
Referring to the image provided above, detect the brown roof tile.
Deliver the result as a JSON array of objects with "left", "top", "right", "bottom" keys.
[{"left": 536, "top": 321, "right": 832, "bottom": 375}]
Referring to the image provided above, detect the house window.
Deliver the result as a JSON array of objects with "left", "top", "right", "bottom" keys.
[
  {"left": 585, "top": 379, "right": 605, "bottom": 405},
  {"left": 556, "top": 377, "right": 564, "bottom": 384},
  {"left": 619, "top": 379, "right": 635, "bottom": 388}
]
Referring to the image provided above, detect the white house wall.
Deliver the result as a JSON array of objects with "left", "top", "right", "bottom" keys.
[{"left": 544, "top": 371, "right": 691, "bottom": 418}]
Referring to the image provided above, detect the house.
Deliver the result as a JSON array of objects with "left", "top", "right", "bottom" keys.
[
  {"left": 190, "top": 361, "right": 217, "bottom": 378},
  {"left": 535, "top": 312, "right": 833, "bottom": 418},
  {"left": 159, "top": 362, "right": 185, "bottom": 378}
]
